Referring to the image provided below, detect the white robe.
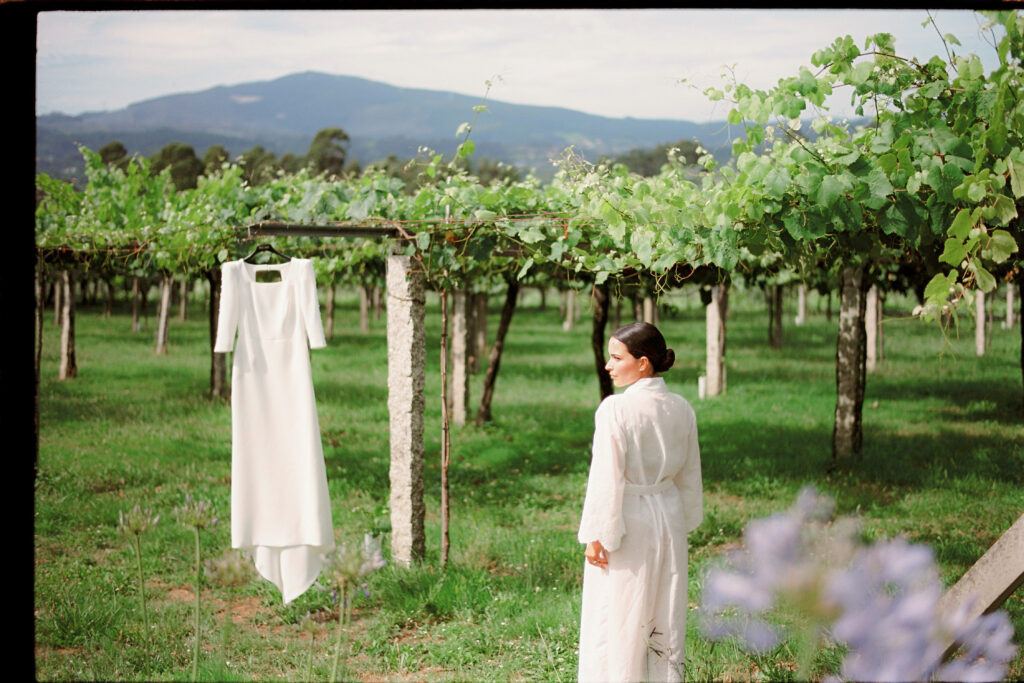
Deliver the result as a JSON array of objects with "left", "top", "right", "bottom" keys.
[
  {"left": 214, "top": 258, "right": 334, "bottom": 604},
  {"left": 577, "top": 376, "right": 703, "bottom": 682}
]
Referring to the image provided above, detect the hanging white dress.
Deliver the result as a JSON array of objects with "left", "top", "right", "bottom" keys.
[
  {"left": 214, "top": 258, "right": 334, "bottom": 604},
  {"left": 577, "top": 376, "right": 703, "bottom": 682}
]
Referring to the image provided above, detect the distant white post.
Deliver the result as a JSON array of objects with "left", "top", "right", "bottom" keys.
[
  {"left": 866, "top": 285, "right": 878, "bottom": 372},
  {"left": 705, "top": 285, "right": 726, "bottom": 397},
  {"left": 450, "top": 289, "right": 470, "bottom": 426},
  {"left": 795, "top": 284, "right": 807, "bottom": 326},
  {"left": 975, "top": 290, "right": 986, "bottom": 357},
  {"left": 1007, "top": 285, "right": 1016, "bottom": 329}
]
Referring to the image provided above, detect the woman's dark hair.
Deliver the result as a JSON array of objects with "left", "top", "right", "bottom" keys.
[{"left": 611, "top": 322, "right": 675, "bottom": 374}]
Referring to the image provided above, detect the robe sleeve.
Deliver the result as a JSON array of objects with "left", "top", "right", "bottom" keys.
[
  {"left": 577, "top": 397, "right": 627, "bottom": 552},
  {"left": 673, "top": 404, "right": 704, "bottom": 533},
  {"left": 298, "top": 260, "right": 327, "bottom": 350},
  {"left": 213, "top": 261, "right": 239, "bottom": 353}
]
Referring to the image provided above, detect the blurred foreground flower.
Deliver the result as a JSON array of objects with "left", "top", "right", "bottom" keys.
[
  {"left": 300, "top": 615, "right": 323, "bottom": 681},
  {"left": 117, "top": 504, "right": 160, "bottom": 672},
  {"left": 205, "top": 549, "right": 254, "bottom": 663},
  {"left": 699, "top": 486, "right": 1017, "bottom": 682},
  {"left": 118, "top": 504, "right": 160, "bottom": 538},
  {"left": 175, "top": 494, "right": 218, "bottom": 682},
  {"left": 205, "top": 549, "right": 252, "bottom": 590},
  {"left": 324, "top": 532, "right": 387, "bottom": 682},
  {"left": 174, "top": 493, "right": 218, "bottom": 531}
]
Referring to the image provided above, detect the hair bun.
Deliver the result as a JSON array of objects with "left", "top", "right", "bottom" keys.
[{"left": 657, "top": 348, "right": 676, "bottom": 373}]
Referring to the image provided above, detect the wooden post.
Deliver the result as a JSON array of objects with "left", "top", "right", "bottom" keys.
[
  {"left": 386, "top": 252, "right": 426, "bottom": 567},
  {"left": 936, "top": 514, "right": 1024, "bottom": 655},
  {"left": 563, "top": 289, "right": 576, "bottom": 331},
  {"left": 474, "top": 292, "right": 488, "bottom": 372},
  {"left": 372, "top": 285, "right": 383, "bottom": 320},
  {"left": 207, "top": 269, "right": 229, "bottom": 401},
  {"left": 104, "top": 278, "right": 115, "bottom": 318},
  {"left": 866, "top": 284, "right": 878, "bottom": 372},
  {"left": 359, "top": 286, "right": 371, "bottom": 334},
  {"left": 58, "top": 269, "right": 77, "bottom": 380},
  {"left": 325, "top": 280, "right": 337, "bottom": 342},
  {"left": 450, "top": 290, "right": 471, "bottom": 427},
  {"left": 131, "top": 276, "right": 142, "bottom": 332},
  {"left": 178, "top": 279, "right": 189, "bottom": 321},
  {"left": 53, "top": 272, "right": 62, "bottom": 327},
  {"left": 769, "top": 285, "right": 783, "bottom": 349}
]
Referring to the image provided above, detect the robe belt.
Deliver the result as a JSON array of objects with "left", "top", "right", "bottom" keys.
[{"left": 623, "top": 479, "right": 675, "bottom": 496}]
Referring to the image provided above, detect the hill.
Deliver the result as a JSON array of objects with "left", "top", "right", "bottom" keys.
[{"left": 37, "top": 71, "right": 736, "bottom": 181}]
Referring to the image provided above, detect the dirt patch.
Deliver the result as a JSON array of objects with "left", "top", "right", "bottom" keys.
[
  {"left": 166, "top": 586, "right": 196, "bottom": 602},
  {"left": 206, "top": 594, "right": 267, "bottom": 624},
  {"left": 36, "top": 645, "right": 86, "bottom": 658},
  {"left": 356, "top": 664, "right": 455, "bottom": 682}
]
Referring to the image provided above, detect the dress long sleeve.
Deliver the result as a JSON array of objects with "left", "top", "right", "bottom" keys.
[
  {"left": 674, "top": 412, "right": 704, "bottom": 533},
  {"left": 577, "top": 397, "right": 627, "bottom": 552},
  {"left": 298, "top": 260, "right": 327, "bottom": 350},
  {"left": 214, "top": 261, "right": 239, "bottom": 353}
]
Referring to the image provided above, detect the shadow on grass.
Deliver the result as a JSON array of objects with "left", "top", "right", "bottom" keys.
[{"left": 867, "top": 375, "right": 1022, "bottom": 426}]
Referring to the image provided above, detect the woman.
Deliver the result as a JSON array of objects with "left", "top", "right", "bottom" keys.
[{"left": 577, "top": 322, "right": 703, "bottom": 682}]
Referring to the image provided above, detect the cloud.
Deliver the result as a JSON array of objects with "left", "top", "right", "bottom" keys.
[{"left": 36, "top": 9, "right": 999, "bottom": 120}]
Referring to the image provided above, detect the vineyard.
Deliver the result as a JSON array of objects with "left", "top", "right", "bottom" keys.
[{"left": 34, "top": 11, "right": 1024, "bottom": 682}]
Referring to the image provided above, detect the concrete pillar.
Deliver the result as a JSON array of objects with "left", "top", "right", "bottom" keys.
[
  {"left": 386, "top": 252, "right": 426, "bottom": 567},
  {"left": 58, "top": 269, "right": 77, "bottom": 380},
  {"left": 450, "top": 290, "right": 470, "bottom": 427},
  {"left": 937, "top": 514, "right": 1024, "bottom": 652},
  {"left": 643, "top": 296, "right": 655, "bottom": 324}
]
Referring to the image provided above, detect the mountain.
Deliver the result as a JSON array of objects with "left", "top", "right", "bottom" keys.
[{"left": 37, "top": 70, "right": 737, "bottom": 181}]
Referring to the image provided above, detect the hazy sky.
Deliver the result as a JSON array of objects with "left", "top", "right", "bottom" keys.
[{"left": 36, "top": 9, "right": 1002, "bottom": 122}]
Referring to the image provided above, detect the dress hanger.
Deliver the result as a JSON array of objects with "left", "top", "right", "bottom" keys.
[{"left": 243, "top": 242, "right": 291, "bottom": 264}]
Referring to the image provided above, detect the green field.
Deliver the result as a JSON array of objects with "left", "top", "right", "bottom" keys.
[{"left": 34, "top": 283, "right": 1024, "bottom": 681}]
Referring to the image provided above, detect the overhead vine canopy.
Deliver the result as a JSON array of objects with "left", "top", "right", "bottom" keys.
[{"left": 36, "top": 11, "right": 1021, "bottom": 316}]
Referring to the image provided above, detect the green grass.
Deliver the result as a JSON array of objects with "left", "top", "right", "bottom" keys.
[{"left": 35, "top": 284, "right": 1024, "bottom": 681}]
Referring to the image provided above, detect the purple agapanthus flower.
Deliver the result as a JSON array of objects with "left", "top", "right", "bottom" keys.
[{"left": 698, "top": 486, "right": 1018, "bottom": 682}]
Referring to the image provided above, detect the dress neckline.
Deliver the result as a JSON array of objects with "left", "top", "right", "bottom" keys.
[
  {"left": 240, "top": 258, "right": 294, "bottom": 286},
  {"left": 624, "top": 376, "right": 667, "bottom": 394}
]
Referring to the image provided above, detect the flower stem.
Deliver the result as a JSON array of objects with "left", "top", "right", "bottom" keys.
[
  {"left": 330, "top": 578, "right": 347, "bottom": 682},
  {"left": 192, "top": 527, "right": 201, "bottom": 682},
  {"left": 794, "top": 625, "right": 820, "bottom": 682},
  {"left": 305, "top": 628, "right": 315, "bottom": 682},
  {"left": 132, "top": 533, "right": 150, "bottom": 673}
]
